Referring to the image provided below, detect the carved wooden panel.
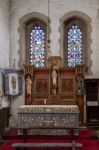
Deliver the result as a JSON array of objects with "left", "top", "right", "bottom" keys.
[
  {"left": 61, "top": 78, "right": 75, "bottom": 94},
  {"left": 34, "top": 78, "right": 49, "bottom": 99},
  {"left": 33, "top": 68, "right": 50, "bottom": 100},
  {"left": 0, "top": 107, "right": 10, "bottom": 137},
  {"left": 59, "top": 68, "right": 75, "bottom": 100},
  {"left": 59, "top": 78, "right": 75, "bottom": 99}
]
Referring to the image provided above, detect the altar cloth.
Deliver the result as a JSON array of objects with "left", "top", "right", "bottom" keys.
[{"left": 18, "top": 105, "right": 79, "bottom": 135}]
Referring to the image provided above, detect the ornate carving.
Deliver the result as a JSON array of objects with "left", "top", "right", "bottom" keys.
[
  {"left": 24, "top": 64, "right": 33, "bottom": 76},
  {"left": 47, "top": 56, "right": 61, "bottom": 69},
  {"left": 24, "top": 65, "right": 34, "bottom": 105},
  {"left": 76, "top": 65, "right": 85, "bottom": 95}
]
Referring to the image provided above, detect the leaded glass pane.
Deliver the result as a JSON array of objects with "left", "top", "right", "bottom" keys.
[
  {"left": 30, "top": 26, "right": 45, "bottom": 67},
  {"left": 67, "top": 25, "right": 82, "bottom": 67}
]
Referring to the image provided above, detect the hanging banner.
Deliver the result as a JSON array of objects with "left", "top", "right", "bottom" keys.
[{"left": 4, "top": 69, "right": 23, "bottom": 96}]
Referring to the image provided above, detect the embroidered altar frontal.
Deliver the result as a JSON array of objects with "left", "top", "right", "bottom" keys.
[{"left": 18, "top": 105, "right": 79, "bottom": 135}]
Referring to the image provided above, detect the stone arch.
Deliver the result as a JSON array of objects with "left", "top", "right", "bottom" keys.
[
  {"left": 18, "top": 12, "right": 49, "bottom": 69},
  {"left": 59, "top": 11, "right": 92, "bottom": 74}
]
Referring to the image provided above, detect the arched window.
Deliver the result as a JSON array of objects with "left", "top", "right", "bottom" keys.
[
  {"left": 64, "top": 18, "right": 84, "bottom": 68},
  {"left": 26, "top": 19, "right": 47, "bottom": 67},
  {"left": 19, "top": 13, "right": 49, "bottom": 69},
  {"left": 60, "top": 12, "right": 92, "bottom": 72}
]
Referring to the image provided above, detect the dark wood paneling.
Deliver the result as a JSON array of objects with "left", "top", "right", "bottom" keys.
[
  {"left": 85, "top": 79, "right": 98, "bottom": 101},
  {"left": 0, "top": 108, "right": 3, "bottom": 136},
  {"left": 0, "top": 107, "right": 10, "bottom": 137},
  {"left": 85, "top": 79, "right": 99, "bottom": 126},
  {"left": 87, "top": 106, "right": 99, "bottom": 126}
]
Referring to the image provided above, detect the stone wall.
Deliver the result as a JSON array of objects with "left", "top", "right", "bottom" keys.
[
  {"left": 0, "top": 0, "right": 9, "bottom": 68},
  {"left": 0, "top": 0, "right": 9, "bottom": 108}
]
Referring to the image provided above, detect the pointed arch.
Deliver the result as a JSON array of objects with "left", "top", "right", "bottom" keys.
[
  {"left": 18, "top": 12, "right": 49, "bottom": 68},
  {"left": 59, "top": 11, "right": 92, "bottom": 73}
]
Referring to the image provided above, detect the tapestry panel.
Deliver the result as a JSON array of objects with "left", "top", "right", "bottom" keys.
[{"left": 4, "top": 70, "right": 23, "bottom": 96}]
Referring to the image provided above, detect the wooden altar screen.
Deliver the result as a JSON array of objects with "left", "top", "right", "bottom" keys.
[{"left": 24, "top": 65, "right": 84, "bottom": 123}]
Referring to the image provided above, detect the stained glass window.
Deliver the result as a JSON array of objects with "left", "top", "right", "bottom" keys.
[
  {"left": 30, "top": 26, "right": 45, "bottom": 67},
  {"left": 67, "top": 25, "right": 82, "bottom": 67}
]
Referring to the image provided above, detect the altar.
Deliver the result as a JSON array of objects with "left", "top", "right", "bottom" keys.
[{"left": 18, "top": 105, "right": 79, "bottom": 135}]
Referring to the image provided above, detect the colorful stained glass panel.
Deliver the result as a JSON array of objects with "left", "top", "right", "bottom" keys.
[
  {"left": 30, "top": 26, "right": 45, "bottom": 67},
  {"left": 67, "top": 25, "right": 82, "bottom": 67}
]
